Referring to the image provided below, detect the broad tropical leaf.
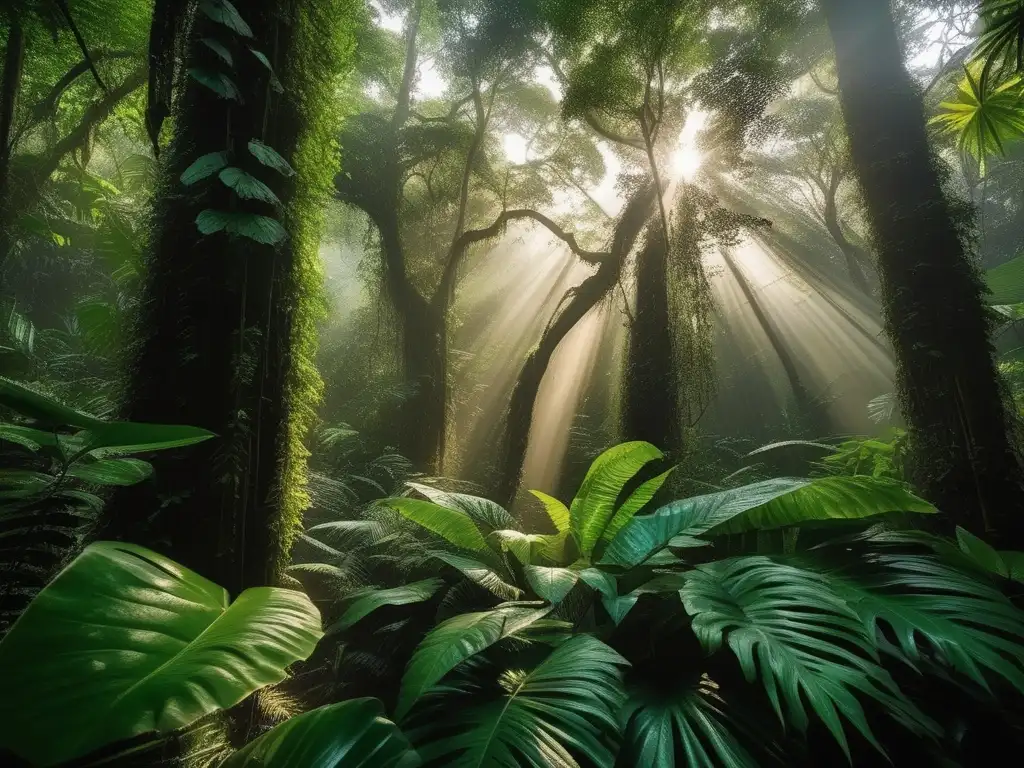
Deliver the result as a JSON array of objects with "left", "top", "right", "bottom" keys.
[
  {"left": 330, "top": 579, "right": 445, "bottom": 634},
  {"left": 77, "top": 421, "right": 216, "bottom": 457},
  {"left": 199, "top": 0, "right": 253, "bottom": 37},
  {"left": 66, "top": 457, "right": 153, "bottom": 486},
  {"left": 570, "top": 441, "right": 663, "bottom": 558},
  {"left": 384, "top": 497, "right": 488, "bottom": 552},
  {"left": 0, "top": 542, "right": 322, "bottom": 766},
  {"left": 621, "top": 680, "right": 759, "bottom": 768},
  {"left": 824, "top": 552, "right": 1024, "bottom": 695},
  {"left": 222, "top": 698, "right": 419, "bottom": 768},
  {"left": 195, "top": 210, "right": 289, "bottom": 244},
  {"left": 528, "top": 489, "right": 570, "bottom": 532},
  {"left": 489, "top": 529, "right": 571, "bottom": 566},
  {"left": 601, "top": 477, "right": 934, "bottom": 568},
  {"left": 0, "top": 424, "right": 59, "bottom": 451},
  {"left": 417, "top": 635, "right": 627, "bottom": 768},
  {"left": 180, "top": 151, "right": 229, "bottom": 185},
  {"left": 406, "top": 482, "right": 516, "bottom": 531},
  {"left": 188, "top": 68, "right": 243, "bottom": 100},
  {"left": 431, "top": 551, "right": 522, "bottom": 601},
  {"left": 601, "top": 467, "right": 675, "bottom": 543},
  {"left": 524, "top": 565, "right": 579, "bottom": 604},
  {"left": 395, "top": 603, "right": 551, "bottom": 720},
  {"left": 680, "top": 556, "right": 936, "bottom": 758},
  {"left": 249, "top": 139, "right": 296, "bottom": 176},
  {"left": 219, "top": 167, "right": 282, "bottom": 205}
]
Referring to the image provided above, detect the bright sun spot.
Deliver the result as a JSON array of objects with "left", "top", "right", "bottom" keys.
[
  {"left": 671, "top": 110, "right": 709, "bottom": 181},
  {"left": 503, "top": 133, "right": 529, "bottom": 165}
]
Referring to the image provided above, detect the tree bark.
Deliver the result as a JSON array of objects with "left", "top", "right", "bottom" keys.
[
  {"left": 821, "top": 0, "right": 1024, "bottom": 545},
  {"left": 0, "top": 22, "right": 26, "bottom": 272},
  {"left": 496, "top": 184, "right": 657, "bottom": 504},
  {"left": 101, "top": 0, "right": 355, "bottom": 591},
  {"left": 623, "top": 223, "right": 680, "bottom": 451}
]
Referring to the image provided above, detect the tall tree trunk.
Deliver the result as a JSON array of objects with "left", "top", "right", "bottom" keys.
[
  {"left": 0, "top": 21, "right": 26, "bottom": 272},
  {"left": 623, "top": 223, "right": 680, "bottom": 450},
  {"left": 496, "top": 185, "right": 657, "bottom": 504},
  {"left": 720, "top": 246, "right": 827, "bottom": 435},
  {"left": 821, "top": 0, "right": 1024, "bottom": 545},
  {"left": 101, "top": 0, "right": 357, "bottom": 591}
]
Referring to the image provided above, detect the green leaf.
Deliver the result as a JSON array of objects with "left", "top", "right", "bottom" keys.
[
  {"left": 827, "top": 552, "right": 1024, "bottom": 696},
  {"left": 621, "top": 680, "right": 759, "bottom": 768},
  {"left": 329, "top": 578, "right": 445, "bottom": 634},
  {"left": 383, "top": 497, "right": 488, "bottom": 551},
  {"left": 956, "top": 526, "right": 1009, "bottom": 577},
  {"left": 528, "top": 489, "right": 570, "bottom": 532},
  {"left": 219, "top": 167, "right": 281, "bottom": 205},
  {"left": 395, "top": 603, "right": 551, "bottom": 720},
  {"left": 0, "top": 377, "right": 102, "bottom": 429},
  {"left": 680, "top": 556, "right": 937, "bottom": 759},
  {"left": 602, "top": 476, "right": 934, "bottom": 568},
  {"left": 195, "top": 210, "right": 288, "bottom": 244},
  {"left": 430, "top": 551, "right": 522, "bottom": 601},
  {"left": 248, "top": 139, "right": 296, "bottom": 177},
  {"left": 202, "top": 38, "right": 234, "bottom": 66},
  {"left": 0, "top": 469, "right": 53, "bottom": 497},
  {"left": 188, "top": 68, "right": 243, "bottom": 101},
  {"left": 577, "top": 567, "right": 617, "bottom": 599},
  {"left": 601, "top": 467, "right": 675, "bottom": 543},
  {"left": 524, "top": 565, "right": 579, "bottom": 604},
  {"left": 249, "top": 48, "right": 284, "bottom": 92},
  {"left": 0, "top": 424, "right": 59, "bottom": 451},
  {"left": 199, "top": 0, "right": 253, "bottom": 37},
  {"left": 77, "top": 421, "right": 216, "bottom": 458},
  {"left": 601, "top": 592, "right": 639, "bottom": 625},
  {"left": 406, "top": 482, "right": 516, "bottom": 531},
  {"left": 221, "top": 699, "right": 419, "bottom": 768},
  {"left": 180, "top": 151, "right": 229, "bottom": 185},
  {"left": 66, "top": 458, "right": 153, "bottom": 486},
  {"left": 0, "top": 542, "right": 322, "bottom": 766},
  {"left": 417, "top": 635, "right": 627, "bottom": 768},
  {"left": 489, "top": 528, "right": 571, "bottom": 566},
  {"left": 570, "top": 441, "right": 664, "bottom": 558}
]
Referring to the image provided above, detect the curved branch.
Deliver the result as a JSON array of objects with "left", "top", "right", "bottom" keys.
[
  {"left": 52, "top": 0, "right": 107, "bottom": 90},
  {"left": 435, "top": 208, "right": 611, "bottom": 309}
]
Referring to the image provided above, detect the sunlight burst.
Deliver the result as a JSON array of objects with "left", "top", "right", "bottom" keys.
[{"left": 671, "top": 145, "right": 703, "bottom": 181}]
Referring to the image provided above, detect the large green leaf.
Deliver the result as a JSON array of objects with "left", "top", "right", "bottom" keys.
[
  {"left": 600, "top": 467, "right": 675, "bottom": 543},
  {"left": 570, "top": 441, "right": 663, "bottom": 558},
  {"left": 680, "top": 556, "right": 936, "bottom": 759},
  {"left": 528, "top": 489, "right": 570, "bottom": 532},
  {"left": 395, "top": 603, "right": 551, "bottom": 720},
  {"left": 249, "top": 139, "right": 296, "bottom": 177},
  {"left": 196, "top": 210, "right": 288, "bottom": 244},
  {"left": 188, "top": 68, "right": 243, "bottom": 100},
  {"left": 180, "top": 151, "right": 229, "bottom": 185},
  {"left": 222, "top": 699, "right": 419, "bottom": 768},
  {"left": 66, "top": 457, "right": 153, "bottom": 486},
  {"left": 524, "top": 565, "right": 579, "bottom": 604},
  {"left": 329, "top": 579, "right": 445, "bottom": 634},
  {"left": 0, "top": 377, "right": 102, "bottom": 429},
  {"left": 601, "top": 477, "right": 934, "bottom": 568},
  {"left": 0, "top": 424, "right": 59, "bottom": 451},
  {"left": 825, "top": 552, "right": 1024, "bottom": 695},
  {"left": 417, "top": 635, "right": 627, "bottom": 768},
  {"left": 406, "top": 482, "right": 516, "bottom": 532},
  {"left": 489, "top": 528, "right": 571, "bottom": 566},
  {"left": 430, "top": 551, "right": 522, "bottom": 601},
  {"left": 77, "top": 421, "right": 216, "bottom": 457},
  {"left": 384, "top": 497, "right": 488, "bottom": 552},
  {"left": 199, "top": 0, "right": 253, "bottom": 37},
  {"left": 0, "top": 542, "right": 323, "bottom": 766},
  {"left": 219, "top": 167, "right": 282, "bottom": 205},
  {"left": 621, "top": 681, "right": 759, "bottom": 768}
]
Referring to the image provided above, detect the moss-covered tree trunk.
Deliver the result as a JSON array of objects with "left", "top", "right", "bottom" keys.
[
  {"left": 822, "top": 0, "right": 1024, "bottom": 545},
  {"left": 101, "top": 0, "right": 357, "bottom": 592},
  {"left": 622, "top": 223, "right": 680, "bottom": 451},
  {"left": 0, "top": 21, "right": 26, "bottom": 271}
]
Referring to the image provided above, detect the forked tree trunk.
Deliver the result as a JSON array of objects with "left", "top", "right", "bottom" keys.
[{"left": 822, "top": 0, "right": 1024, "bottom": 545}]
